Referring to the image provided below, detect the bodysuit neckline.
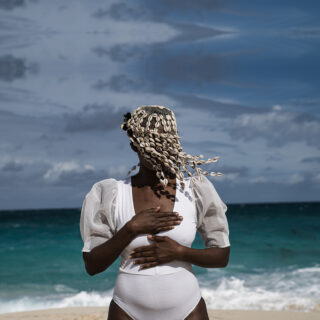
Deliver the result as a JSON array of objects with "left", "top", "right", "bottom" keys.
[{"left": 126, "top": 176, "right": 179, "bottom": 217}]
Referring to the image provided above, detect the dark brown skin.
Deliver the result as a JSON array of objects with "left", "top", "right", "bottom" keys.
[{"left": 83, "top": 142, "right": 230, "bottom": 319}]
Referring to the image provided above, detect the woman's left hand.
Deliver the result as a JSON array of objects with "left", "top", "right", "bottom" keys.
[{"left": 129, "top": 235, "right": 183, "bottom": 270}]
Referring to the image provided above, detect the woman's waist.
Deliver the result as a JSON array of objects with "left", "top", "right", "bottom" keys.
[{"left": 119, "top": 259, "right": 194, "bottom": 275}]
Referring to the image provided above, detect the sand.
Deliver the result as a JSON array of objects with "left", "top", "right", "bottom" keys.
[{"left": 0, "top": 307, "right": 319, "bottom": 320}]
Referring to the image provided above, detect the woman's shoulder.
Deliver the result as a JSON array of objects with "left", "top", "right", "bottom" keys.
[{"left": 86, "top": 177, "right": 122, "bottom": 199}]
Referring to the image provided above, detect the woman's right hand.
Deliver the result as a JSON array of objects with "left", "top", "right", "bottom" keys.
[{"left": 127, "top": 206, "right": 183, "bottom": 236}]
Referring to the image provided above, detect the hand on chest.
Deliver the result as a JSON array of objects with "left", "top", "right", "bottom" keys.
[{"left": 116, "top": 177, "right": 197, "bottom": 248}]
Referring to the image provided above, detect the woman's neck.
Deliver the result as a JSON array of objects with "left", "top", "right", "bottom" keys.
[{"left": 133, "top": 164, "right": 176, "bottom": 187}]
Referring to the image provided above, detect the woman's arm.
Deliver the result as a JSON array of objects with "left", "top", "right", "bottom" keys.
[
  {"left": 177, "top": 245, "right": 230, "bottom": 268},
  {"left": 83, "top": 208, "right": 182, "bottom": 275},
  {"left": 83, "top": 221, "right": 136, "bottom": 276},
  {"left": 130, "top": 235, "right": 230, "bottom": 269}
]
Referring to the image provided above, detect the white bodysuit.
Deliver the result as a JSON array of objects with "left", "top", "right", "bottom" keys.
[{"left": 80, "top": 175, "right": 230, "bottom": 320}]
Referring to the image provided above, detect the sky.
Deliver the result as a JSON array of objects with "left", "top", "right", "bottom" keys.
[{"left": 0, "top": 0, "right": 319, "bottom": 209}]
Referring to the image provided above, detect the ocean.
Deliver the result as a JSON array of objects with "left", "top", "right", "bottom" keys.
[{"left": 0, "top": 202, "right": 319, "bottom": 314}]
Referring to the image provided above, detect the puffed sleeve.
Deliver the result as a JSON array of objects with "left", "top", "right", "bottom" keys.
[
  {"left": 190, "top": 175, "right": 230, "bottom": 248},
  {"left": 80, "top": 178, "right": 118, "bottom": 253}
]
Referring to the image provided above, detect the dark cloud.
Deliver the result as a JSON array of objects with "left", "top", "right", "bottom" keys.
[
  {"left": 0, "top": 54, "right": 27, "bottom": 82},
  {"left": 301, "top": 156, "right": 320, "bottom": 164},
  {"left": 173, "top": 93, "right": 263, "bottom": 118},
  {"left": 93, "top": 2, "right": 230, "bottom": 43},
  {"left": 140, "top": 49, "right": 232, "bottom": 91},
  {"left": 64, "top": 104, "right": 128, "bottom": 133},
  {"left": 289, "top": 28, "right": 320, "bottom": 39},
  {"left": 93, "top": 1, "right": 224, "bottom": 22},
  {"left": 142, "top": 0, "right": 223, "bottom": 14},
  {"left": 0, "top": 0, "right": 25, "bottom": 11},
  {"left": 1, "top": 160, "right": 23, "bottom": 172},
  {"left": 92, "top": 3, "right": 147, "bottom": 21},
  {"left": 0, "top": 159, "right": 48, "bottom": 188},
  {"left": 92, "top": 44, "right": 144, "bottom": 63},
  {"left": 182, "top": 139, "right": 237, "bottom": 150},
  {"left": 39, "top": 133, "right": 66, "bottom": 142},
  {"left": 291, "top": 98, "right": 320, "bottom": 108},
  {"left": 92, "top": 74, "right": 144, "bottom": 92}
]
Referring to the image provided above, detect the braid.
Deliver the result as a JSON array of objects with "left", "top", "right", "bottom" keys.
[{"left": 120, "top": 105, "right": 222, "bottom": 189}]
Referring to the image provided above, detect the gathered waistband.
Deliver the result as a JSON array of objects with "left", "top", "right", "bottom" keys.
[{"left": 118, "top": 264, "right": 194, "bottom": 276}]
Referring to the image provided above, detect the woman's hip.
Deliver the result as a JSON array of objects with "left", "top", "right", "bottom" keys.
[{"left": 113, "top": 268, "right": 201, "bottom": 310}]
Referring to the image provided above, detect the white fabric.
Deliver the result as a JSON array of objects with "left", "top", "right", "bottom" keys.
[
  {"left": 190, "top": 175, "right": 230, "bottom": 248},
  {"left": 80, "top": 175, "right": 230, "bottom": 254},
  {"left": 116, "top": 176, "right": 197, "bottom": 275},
  {"left": 112, "top": 269, "right": 202, "bottom": 320},
  {"left": 80, "top": 178, "right": 118, "bottom": 253}
]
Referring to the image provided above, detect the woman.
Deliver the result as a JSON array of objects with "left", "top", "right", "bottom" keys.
[{"left": 80, "top": 105, "right": 231, "bottom": 320}]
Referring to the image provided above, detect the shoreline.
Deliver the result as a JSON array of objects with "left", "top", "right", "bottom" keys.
[{"left": 0, "top": 307, "right": 319, "bottom": 320}]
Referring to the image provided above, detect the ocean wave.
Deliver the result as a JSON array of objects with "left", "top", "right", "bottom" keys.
[
  {"left": 199, "top": 265, "right": 320, "bottom": 312},
  {"left": 1, "top": 265, "right": 319, "bottom": 314},
  {"left": 0, "top": 290, "right": 114, "bottom": 314}
]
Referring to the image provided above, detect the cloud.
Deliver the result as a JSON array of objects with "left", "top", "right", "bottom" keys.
[
  {"left": 43, "top": 161, "right": 102, "bottom": 186},
  {"left": 0, "top": 0, "right": 26, "bottom": 11},
  {"left": 92, "top": 44, "right": 144, "bottom": 62},
  {"left": 225, "top": 108, "right": 320, "bottom": 149},
  {"left": 207, "top": 164, "right": 249, "bottom": 183},
  {"left": 289, "top": 27, "right": 320, "bottom": 39},
  {"left": 301, "top": 156, "right": 320, "bottom": 163},
  {"left": 93, "top": 1, "right": 224, "bottom": 22},
  {"left": 43, "top": 161, "right": 131, "bottom": 186},
  {"left": 0, "top": 54, "right": 28, "bottom": 82},
  {"left": 173, "top": 93, "right": 263, "bottom": 118},
  {"left": 166, "top": 22, "right": 234, "bottom": 43},
  {"left": 92, "top": 3, "right": 147, "bottom": 21},
  {"left": 1, "top": 160, "right": 23, "bottom": 172},
  {"left": 92, "top": 74, "right": 144, "bottom": 92},
  {"left": 64, "top": 104, "right": 127, "bottom": 132}
]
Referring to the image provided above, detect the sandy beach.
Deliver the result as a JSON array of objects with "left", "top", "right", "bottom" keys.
[{"left": 0, "top": 307, "right": 319, "bottom": 320}]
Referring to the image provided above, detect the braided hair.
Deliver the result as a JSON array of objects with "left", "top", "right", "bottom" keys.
[{"left": 120, "top": 105, "right": 222, "bottom": 190}]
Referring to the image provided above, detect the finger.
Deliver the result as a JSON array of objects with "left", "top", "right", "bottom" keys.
[
  {"left": 130, "top": 250, "right": 154, "bottom": 259},
  {"left": 157, "top": 216, "right": 183, "bottom": 223},
  {"left": 156, "top": 211, "right": 180, "bottom": 218},
  {"left": 139, "top": 262, "right": 158, "bottom": 270},
  {"left": 156, "top": 226, "right": 175, "bottom": 232},
  {"left": 156, "top": 221, "right": 182, "bottom": 228},
  {"left": 132, "top": 243, "right": 156, "bottom": 253},
  {"left": 148, "top": 234, "right": 167, "bottom": 241},
  {"left": 133, "top": 257, "right": 157, "bottom": 265}
]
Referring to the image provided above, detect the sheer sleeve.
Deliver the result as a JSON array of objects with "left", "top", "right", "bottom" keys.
[
  {"left": 190, "top": 175, "right": 230, "bottom": 248},
  {"left": 80, "top": 178, "right": 118, "bottom": 253}
]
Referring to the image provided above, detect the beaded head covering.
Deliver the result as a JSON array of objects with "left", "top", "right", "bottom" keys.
[{"left": 120, "top": 105, "right": 222, "bottom": 190}]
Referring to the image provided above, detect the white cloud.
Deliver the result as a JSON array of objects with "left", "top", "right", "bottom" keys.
[
  {"left": 249, "top": 176, "right": 268, "bottom": 183},
  {"left": 43, "top": 161, "right": 95, "bottom": 183},
  {"left": 229, "top": 108, "right": 320, "bottom": 148},
  {"left": 288, "top": 173, "right": 305, "bottom": 184},
  {"left": 272, "top": 104, "right": 282, "bottom": 111}
]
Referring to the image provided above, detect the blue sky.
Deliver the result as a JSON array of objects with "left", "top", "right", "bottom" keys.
[{"left": 0, "top": 0, "right": 319, "bottom": 209}]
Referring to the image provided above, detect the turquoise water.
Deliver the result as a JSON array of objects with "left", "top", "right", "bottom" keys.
[{"left": 0, "top": 202, "right": 319, "bottom": 313}]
